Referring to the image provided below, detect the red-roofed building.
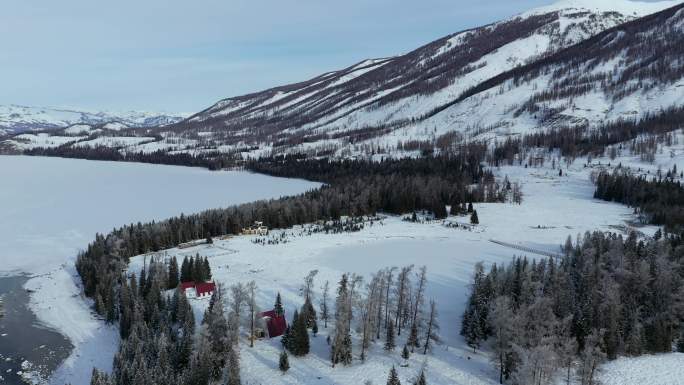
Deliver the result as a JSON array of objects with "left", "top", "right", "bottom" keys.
[
  {"left": 195, "top": 282, "right": 216, "bottom": 298},
  {"left": 258, "top": 309, "right": 287, "bottom": 338},
  {"left": 180, "top": 281, "right": 215, "bottom": 299}
]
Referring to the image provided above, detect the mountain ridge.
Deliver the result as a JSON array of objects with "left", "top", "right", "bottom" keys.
[
  {"left": 3, "top": 0, "right": 684, "bottom": 160},
  {"left": 0, "top": 104, "right": 187, "bottom": 135},
  {"left": 156, "top": 0, "right": 683, "bottom": 158}
]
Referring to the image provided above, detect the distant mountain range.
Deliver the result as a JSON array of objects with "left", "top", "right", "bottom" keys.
[
  {"left": 0, "top": 104, "right": 186, "bottom": 136},
  {"left": 3, "top": 0, "right": 684, "bottom": 159}
]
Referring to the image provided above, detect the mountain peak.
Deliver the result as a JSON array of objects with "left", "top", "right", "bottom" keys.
[{"left": 527, "top": 0, "right": 682, "bottom": 16}]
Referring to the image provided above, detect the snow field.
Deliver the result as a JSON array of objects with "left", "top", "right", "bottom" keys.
[{"left": 595, "top": 353, "right": 684, "bottom": 385}]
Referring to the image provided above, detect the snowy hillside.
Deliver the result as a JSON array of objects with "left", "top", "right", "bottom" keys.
[
  {"left": 411, "top": 0, "right": 684, "bottom": 143},
  {"left": 127, "top": 0, "right": 682, "bottom": 159},
  {"left": 0, "top": 104, "right": 186, "bottom": 135},
  {"left": 3, "top": 0, "right": 684, "bottom": 160}
]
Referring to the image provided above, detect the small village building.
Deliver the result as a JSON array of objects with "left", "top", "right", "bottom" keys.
[
  {"left": 180, "top": 281, "right": 216, "bottom": 299},
  {"left": 257, "top": 309, "right": 287, "bottom": 338},
  {"left": 241, "top": 221, "right": 268, "bottom": 235}
]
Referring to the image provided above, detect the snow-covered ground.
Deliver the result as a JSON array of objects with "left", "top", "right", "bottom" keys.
[
  {"left": 126, "top": 159, "right": 662, "bottom": 385},
  {"left": 596, "top": 353, "right": 684, "bottom": 385},
  {"left": 7, "top": 133, "right": 86, "bottom": 150},
  {"left": 0, "top": 155, "right": 319, "bottom": 385}
]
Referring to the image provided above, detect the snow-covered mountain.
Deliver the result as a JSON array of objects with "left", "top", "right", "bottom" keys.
[
  {"left": 146, "top": 0, "right": 677, "bottom": 157},
  {"left": 4, "top": 0, "right": 684, "bottom": 158},
  {"left": 0, "top": 104, "right": 186, "bottom": 135},
  {"left": 412, "top": 0, "right": 684, "bottom": 143}
]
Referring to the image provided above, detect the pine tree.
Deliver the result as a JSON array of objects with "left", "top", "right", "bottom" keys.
[
  {"left": 201, "top": 287, "right": 230, "bottom": 380},
  {"left": 188, "top": 256, "right": 196, "bottom": 282},
  {"left": 287, "top": 310, "right": 300, "bottom": 354},
  {"left": 301, "top": 296, "right": 317, "bottom": 328},
  {"left": 461, "top": 263, "right": 486, "bottom": 352},
  {"left": 281, "top": 326, "right": 292, "bottom": 352},
  {"left": 105, "top": 286, "right": 116, "bottom": 323},
  {"left": 274, "top": 292, "right": 284, "bottom": 316},
  {"left": 180, "top": 257, "right": 190, "bottom": 282},
  {"left": 385, "top": 321, "right": 396, "bottom": 351},
  {"left": 470, "top": 210, "right": 479, "bottom": 225},
  {"left": 168, "top": 256, "right": 179, "bottom": 289},
  {"left": 203, "top": 257, "right": 212, "bottom": 281},
  {"left": 279, "top": 350, "right": 290, "bottom": 373},
  {"left": 293, "top": 308, "right": 310, "bottom": 356},
  {"left": 177, "top": 316, "right": 195, "bottom": 370},
  {"left": 401, "top": 345, "right": 410, "bottom": 360},
  {"left": 284, "top": 309, "right": 310, "bottom": 356},
  {"left": 138, "top": 266, "right": 147, "bottom": 296},
  {"left": 677, "top": 325, "right": 684, "bottom": 353},
  {"left": 386, "top": 366, "right": 401, "bottom": 385},
  {"left": 226, "top": 344, "right": 241, "bottom": 385},
  {"left": 462, "top": 306, "right": 482, "bottom": 353}
]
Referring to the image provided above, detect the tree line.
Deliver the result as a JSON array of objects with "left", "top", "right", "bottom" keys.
[
  {"left": 24, "top": 145, "right": 230, "bottom": 170},
  {"left": 461, "top": 231, "right": 684, "bottom": 385},
  {"left": 594, "top": 168, "right": 684, "bottom": 229}
]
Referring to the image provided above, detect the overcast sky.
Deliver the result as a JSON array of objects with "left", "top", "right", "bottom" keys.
[{"left": 1, "top": 0, "right": 565, "bottom": 113}]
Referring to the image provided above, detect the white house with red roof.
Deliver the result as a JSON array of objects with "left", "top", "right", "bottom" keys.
[{"left": 180, "top": 281, "right": 216, "bottom": 299}]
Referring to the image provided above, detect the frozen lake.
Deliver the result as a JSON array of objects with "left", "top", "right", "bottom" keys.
[
  {"left": 0, "top": 155, "right": 320, "bottom": 275},
  {"left": 0, "top": 155, "right": 320, "bottom": 384}
]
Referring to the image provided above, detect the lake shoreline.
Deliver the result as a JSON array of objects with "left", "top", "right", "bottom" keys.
[{"left": 0, "top": 275, "right": 73, "bottom": 385}]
